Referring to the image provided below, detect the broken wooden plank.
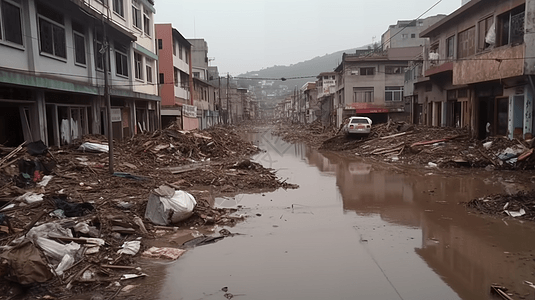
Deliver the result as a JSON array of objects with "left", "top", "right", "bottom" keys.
[
  {"left": 379, "top": 132, "right": 410, "bottom": 140},
  {"left": 478, "top": 149, "right": 497, "bottom": 166},
  {"left": 518, "top": 148, "right": 534, "bottom": 161},
  {"left": 410, "top": 135, "right": 465, "bottom": 148}
]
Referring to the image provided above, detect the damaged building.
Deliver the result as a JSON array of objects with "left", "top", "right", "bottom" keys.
[
  {"left": 0, "top": 0, "right": 160, "bottom": 147},
  {"left": 408, "top": 0, "right": 535, "bottom": 139}
]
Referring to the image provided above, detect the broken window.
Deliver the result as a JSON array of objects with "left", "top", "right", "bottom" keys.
[
  {"left": 0, "top": 0, "right": 23, "bottom": 45},
  {"left": 37, "top": 3, "right": 66, "bottom": 59},
  {"left": 353, "top": 87, "right": 374, "bottom": 103},
  {"left": 497, "top": 5, "right": 525, "bottom": 47},
  {"left": 385, "top": 86, "right": 403, "bottom": 101},
  {"left": 478, "top": 15, "right": 493, "bottom": 51},
  {"left": 359, "top": 67, "right": 375, "bottom": 76},
  {"left": 457, "top": 26, "right": 475, "bottom": 59}
]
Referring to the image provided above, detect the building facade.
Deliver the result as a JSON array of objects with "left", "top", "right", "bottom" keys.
[
  {"left": 0, "top": 0, "right": 160, "bottom": 147},
  {"left": 416, "top": 0, "right": 534, "bottom": 139},
  {"left": 155, "top": 24, "right": 194, "bottom": 129},
  {"left": 335, "top": 47, "right": 421, "bottom": 127}
]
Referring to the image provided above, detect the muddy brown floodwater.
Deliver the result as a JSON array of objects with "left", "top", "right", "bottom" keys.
[{"left": 153, "top": 128, "right": 535, "bottom": 300}]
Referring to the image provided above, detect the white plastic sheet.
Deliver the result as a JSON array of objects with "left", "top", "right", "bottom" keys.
[
  {"left": 117, "top": 241, "right": 141, "bottom": 256},
  {"left": 78, "top": 142, "right": 109, "bottom": 153},
  {"left": 145, "top": 186, "right": 197, "bottom": 225}
]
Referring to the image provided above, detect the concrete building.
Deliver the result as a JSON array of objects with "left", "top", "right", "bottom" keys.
[
  {"left": 301, "top": 82, "right": 317, "bottom": 124},
  {"left": 0, "top": 0, "right": 160, "bottom": 147},
  {"left": 316, "top": 72, "right": 337, "bottom": 126},
  {"left": 155, "top": 24, "right": 194, "bottom": 130},
  {"left": 334, "top": 47, "right": 422, "bottom": 127},
  {"left": 189, "top": 39, "right": 209, "bottom": 81},
  {"left": 381, "top": 15, "right": 446, "bottom": 50},
  {"left": 416, "top": 0, "right": 534, "bottom": 139}
]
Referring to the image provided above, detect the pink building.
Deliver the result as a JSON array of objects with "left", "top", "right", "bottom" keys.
[{"left": 155, "top": 24, "right": 198, "bottom": 130}]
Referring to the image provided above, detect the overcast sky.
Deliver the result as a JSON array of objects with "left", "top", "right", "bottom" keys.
[{"left": 155, "top": 0, "right": 463, "bottom": 76}]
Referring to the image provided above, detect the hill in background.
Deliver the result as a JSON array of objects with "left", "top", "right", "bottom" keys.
[{"left": 237, "top": 46, "right": 371, "bottom": 91}]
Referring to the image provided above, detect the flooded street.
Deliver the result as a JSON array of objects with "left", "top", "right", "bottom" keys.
[{"left": 157, "top": 129, "right": 535, "bottom": 300}]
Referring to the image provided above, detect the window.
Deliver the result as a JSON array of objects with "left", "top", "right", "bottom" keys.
[
  {"left": 146, "top": 64, "right": 152, "bottom": 83},
  {"left": 402, "top": 34, "right": 408, "bottom": 39},
  {"left": 179, "top": 43, "right": 183, "bottom": 59},
  {"left": 173, "top": 40, "right": 176, "bottom": 56},
  {"left": 385, "top": 66, "right": 402, "bottom": 74},
  {"left": 180, "top": 71, "right": 188, "bottom": 88},
  {"left": 497, "top": 5, "right": 525, "bottom": 47},
  {"left": 73, "top": 27, "right": 86, "bottom": 65},
  {"left": 113, "top": 0, "right": 124, "bottom": 17},
  {"left": 174, "top": 67, "right": 178, "bottom": 86},
  {"left": 94, "top": 32, "right": 110, "bottom": 71},
  {"left": 457, "top": 27, "right": 475, "bottom": 59},
  {"left": 157, "top": 39, "right": 162, "bottom": 49},
  {"left": 143, "top": 8, "right": 150, "bottom": 36},
  {"left": 411, "top": 34, "right": 416, "bottom": 38},
  {"left": 359, "top": 67, "right": 374, "bottom": 76},
  {"left": 159, "top": 73, "right": 164, "bottom": 84},
  {"left": 193, "top": 72, "right": 200, "bottom": 78},
  {"left": 353, "top": 87, "right": 374, "bottom": 103},
  {"left": 37, "top": 3, "right": 66, "bottom": 59},
  {"left": 446, "top": 35, "right": 454, "bottom": 59},
  {"left": 185, "top": 49, "right": 189, "bottom": 64},
  {"left": 478, "top": 16, "right": 493, "bottom": 51},
  {"left": 0, "top": 0, "right": 23, "bottom": 45},
  {"left": 385, "top": 86, "right": 403, "bottom": 101},
  {"left": 134, "top": 52, "right": 143, "bottom": 80},
  {"left": 115, "top": 43, "right": 128, "bottom": 77},
  {"left": 132, "top": 0, "right": 141, "bottom": 29}
]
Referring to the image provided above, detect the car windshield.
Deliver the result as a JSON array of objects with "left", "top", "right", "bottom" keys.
[{"left": 350, "top": 119, "right": 369, "bottom": 124}]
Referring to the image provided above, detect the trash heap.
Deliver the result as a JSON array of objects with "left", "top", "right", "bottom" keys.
[
  {"left": 316, "top": 121, "right": 535, "bottom": 169},
  {"left": 0, "top": 125, "right": 296, "bottom": 298},
  {"left": 272, "top": 119, "right": 337, "bottom": 147},
  {"left": 465, "top": 190, "right": 535, "bottom": 221}
]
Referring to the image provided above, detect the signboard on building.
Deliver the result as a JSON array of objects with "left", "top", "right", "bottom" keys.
[
  {"left": 111, "top": 109, "right": 122, "bottom": 122},
  {"left": 183, "top": 104, "right": 197, "bottom": 118}
]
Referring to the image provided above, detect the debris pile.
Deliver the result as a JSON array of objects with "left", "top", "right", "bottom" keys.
[
  {"left": 272, "top": 119, "right": 336, "bottom": 147},
  {"left": 0, "top": 124, "right": 295, "bottom": 298},
  {"left": 465, "top": 190, "right": 535, "bottom": 221},
  {"left": 276, "top": 120, "right": 535, "bottom": 169}
]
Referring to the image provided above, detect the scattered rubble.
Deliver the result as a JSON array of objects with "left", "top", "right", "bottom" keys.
[
  {"left": 274, "top": 120, "right": 535, "bottom": 170},
  {"left": 465, "top": 190, "right": 535, "bottom": 221},
  {"left": 0, "top": 124, "right": 296, "bottom": 299}
]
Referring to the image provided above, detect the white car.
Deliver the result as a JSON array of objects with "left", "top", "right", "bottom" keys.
[{"left": 344, "top": 116, "right": 372, "bottom": 136}]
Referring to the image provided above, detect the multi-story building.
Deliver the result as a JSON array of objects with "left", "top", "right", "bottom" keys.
[
  {"left": 189, "top": 39, "right": 209, "bottom": 81},
  {"left": 381, "top": 15, "right": 446, "bottom": 50},
  {"left": 334, "top": 47, "right": 422, "bottom": 127},
  {"left": 155, "top": 24, "right": 194, "bottom": 129},
  {"left": 300, "top": 82, "right": 317, "bottom": 124},
  {"left": 416, "top": 0, "right": 534, "bottom": 139},
  {"left": 0, "top": 0, "right": 160, "bottom": 147},
  {"left": 316, "top": 72, "right": 337, "bottom": 126}
]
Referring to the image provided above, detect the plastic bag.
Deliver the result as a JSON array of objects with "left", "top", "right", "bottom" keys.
[
  {"left": 78, "top": 142, "right": 109, "bottom": 153},
  {"left": 117, "top": 241, "right": 141, "bottom": 256},
  {"left": 55, "top": 254, "right": 74, "bottom": 276},
  {"left": 36, "top": 237, "right": 80, "bottom": 263},
  {"left": 145, "top": 186, "right": 197, "bottom": 225}
]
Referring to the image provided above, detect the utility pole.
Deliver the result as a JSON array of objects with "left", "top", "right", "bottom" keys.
[
  {"left": 227, "top": 73, "right": 230, "bottom": 124},
  {"left": 218, "top": 76, "right": 222, "bottom": 124},
  {"left": 102, "top": 16, "right": 114, "bottom": 174}
]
